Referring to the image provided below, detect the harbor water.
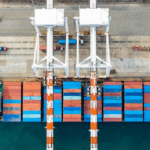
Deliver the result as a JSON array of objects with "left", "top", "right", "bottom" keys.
[{"left": 0, "top": 122, "right": 150, "bottom": 150}]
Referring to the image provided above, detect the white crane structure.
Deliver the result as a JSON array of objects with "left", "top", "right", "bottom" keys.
[
  {"left": 74, "top": 1, "right": 111, "bottom": 78},
  {"left": 74, "top": 0, "right": 111, "bottom": 150},
  {"left": 30, "top": 0, "right": 69, "bottom": 150}
]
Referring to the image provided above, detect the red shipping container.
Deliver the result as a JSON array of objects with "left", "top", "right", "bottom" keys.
[
  {"left": 124, "top": 82, "right": 142, "bottom": 85},
  {"left": 97, "top": 110, "right": 102, "bottom": 114},
  {"left": 125, "top": 107, "right": 143, "bottom": 110},
  {"left": 84, "top": 111, "right": 90, "bottom": 114},
  {"left": 104, "top": 93, "right": 121, "bottom": 96},
  {"left": 144, "top": 93, "right": 150, "bottom": 97},
  {"left": 103, "top": 82, "right": 122, "bottom": 85},
  {"left": 24, "top": 89, "right": 41, "bottom": 93},
  {"left": 84, "top": 100, "right": 90, "bottom": 104},
  {"left": 63, "top": 100, "right": 81, "bottom": 104},
  {"left": 3, "top": 89, "right": 21, "bottom": 93},
  {"left": 97, "top": 101, "right": 102, "bottom": 105},
  {"left": 63, "top": 118, "right": 81, "bottom": 122},
  {"left": 103, "top": 118, "right": 122, "bottom": 122},
  {"left": 63, "top": 89, "right": 81, "bottom": 93},
  {"left": 84, "top": 108, "right": 90, "bottom": 112},
  {"left": 104, "top": 107, "right": 122, "bottom": 110},
  {"left": 54, "top": 93, "right": 62, "bottom": 100},
  {"left": 63, "top": 103, "right": 81, "bottom": 107},
  {"left": 125, "top": 85, "right": 142, "bottom": 89},
  {"left": 144, "top": 98, "right": 150, "bottom": 103},
  {"left": 144, "top": 107, "right": 150, "bottom": 110}
]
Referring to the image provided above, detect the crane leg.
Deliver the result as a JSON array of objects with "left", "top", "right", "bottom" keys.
[
  {"left": 90, "top": 69, "right": 98, "bottom": 150},
  {"left": 47, "top": 70, "right": 54, "bottom": 150}
]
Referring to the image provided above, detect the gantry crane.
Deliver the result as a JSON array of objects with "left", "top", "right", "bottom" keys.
[
  {"left": 30, "top": 0, "right": 69, "bottom": 149},
  {"left": 74, "top": 0, "right": 111, "bottom": 149}
]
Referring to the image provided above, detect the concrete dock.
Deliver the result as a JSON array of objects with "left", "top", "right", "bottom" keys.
[{"left": 0, "top": 3, "right": 150, "bottom": 78}]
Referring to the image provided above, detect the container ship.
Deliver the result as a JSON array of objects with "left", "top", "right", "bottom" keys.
[{"left": 0, "top": 80, "right": 149, "bottom": 122}]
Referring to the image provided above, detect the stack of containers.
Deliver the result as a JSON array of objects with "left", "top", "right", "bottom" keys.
[
  {"left": 103, "top": 82, "right": 122, "bottom": 122},
  {"left": 63, "top": 81, "right": 81, "bottom": 122},
  {"left": 124, "top": 82, "right": 143, "bottom": 122},
  {"left": 0, "top": 83, "right": 3, "bottom": 114},
  {"left": 83, "top": 85, "right": 102, "bottom": 122},
  {"left": 43, "top": 85, "right": 62, "bottom": 122},
  {"left": 143, "top": 82, "right": 150, "bottom": 122},
  {"left": 3, "top": 82, "right": 21, "bottom": 122},
  {"left": 23, "top": 82, "right": 41, "bottom": 122}
]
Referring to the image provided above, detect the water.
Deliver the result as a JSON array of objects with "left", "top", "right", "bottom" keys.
[{"left": 0, "top": 122, "right": 150, "bottom": 150}]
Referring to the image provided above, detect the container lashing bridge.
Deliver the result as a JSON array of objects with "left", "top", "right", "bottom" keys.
[
  {"left": 30, "top": 0, "right": 69, "bottom": 149},
  {"left": 74, "top": 0, "right": 112, "bottom": 149}
]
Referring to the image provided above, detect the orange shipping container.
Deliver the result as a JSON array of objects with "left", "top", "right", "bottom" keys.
[
  {"left": 3, "top": 96, "right": 21, "bottom": 100},
  {"left": 3, "top": 104, "right": 21, "bottom": 107},
  {"left": 23, "top": 92, "right": 41, "bottom": 96},
  {"left": 125, "top": 103, "right": 143, "bottom": 107},
  {"left": 3, "top": 82, "right": 21, "bottom": 86},
  {"left": 23, "top": 104, "right": 41, "bottom": 111},
  {"left": 144, "top": 82, "right": 150, "bottom": 85},
  {"left": 3, "top": 111, "right": 21, "bottom": 114},
  {"left": 63, "top": 114, "right": 81, "bottom": 118},
  {"left": 4, "top": 86, "right": 21, "bottom": 90},
  {"left": 23, "top": 82, "right": 41, "bottom": 86},
  {"left": 23, "top": 86, "right": 41, "bottom": 90},
  {"left": 63, "top": 89, "right": 81, "bottom": 93}
]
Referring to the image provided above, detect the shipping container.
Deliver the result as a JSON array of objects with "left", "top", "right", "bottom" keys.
[
  {"left": 124, "top": 82, "right": 143, "bottom": 122},
  {"left": 63, "top": 81, "right": 81, "bottom": 122},
  {"left": 144, "top": 82, "right": 150, "bottom": 122},
  {"left": 0, "top": 82, "right": 3, "bottom": 114},
  {"left": 58, "top": 39, "right": 76, "bottom": 44},
  {"left": 3, "top": 82, "right": 21, "bottom": 122},
  {"left": 23, "top": 82, "right": 41, "bottom": 122},
  {"left": 43, "top": 85, "right": 62, "bottom": 122},
  {"left": 83, "top": 84, "right": 102, "bottom": 122},
  {"left": 103, "top": 82, "right": 122, "bottom": 122}
]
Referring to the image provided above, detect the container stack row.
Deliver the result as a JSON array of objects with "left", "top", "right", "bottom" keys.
[
  {"left": 0, "top": 83, "right": 3, "bottom": 114},
  {"left": 124, "top": 82, "right": 143, "bottom": 122},
  {"left": 63, "top": 81, "right": 81, "bottom": 122},
  {"left": 43, "top": 86, "right": 62, "bottom": 122},
  {"left": 3, "top": 82, "right": 21, "bottom": 122},
  {"left": 83, "top": 85, "right": 102, "bottom": 122},
  {"left": 23, "top": 82, "right": 41, "bottom": 122},
  {"left": 103, "top": 82, "right": 122, "bottom": 122},
  {"left": 144, "top": 82, "right": 150, "bottom": 122}
]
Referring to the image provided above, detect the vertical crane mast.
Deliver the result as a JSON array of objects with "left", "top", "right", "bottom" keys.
[
  {"left": 74, "top": 0, "right": 111, "bottom": 149},
  {"left": 46, "top": 1, "right": 54, "bottom": 150},
  {"left": 90, "top": 1, "right": 98, "bottom": 150},
  {"left": 30, "top": 0, "right": 69, "bottom": 150}
]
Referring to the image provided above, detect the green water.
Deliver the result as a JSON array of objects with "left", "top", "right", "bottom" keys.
[{"left": 0, "top": 122, "right": 150, "bottom": 150}]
